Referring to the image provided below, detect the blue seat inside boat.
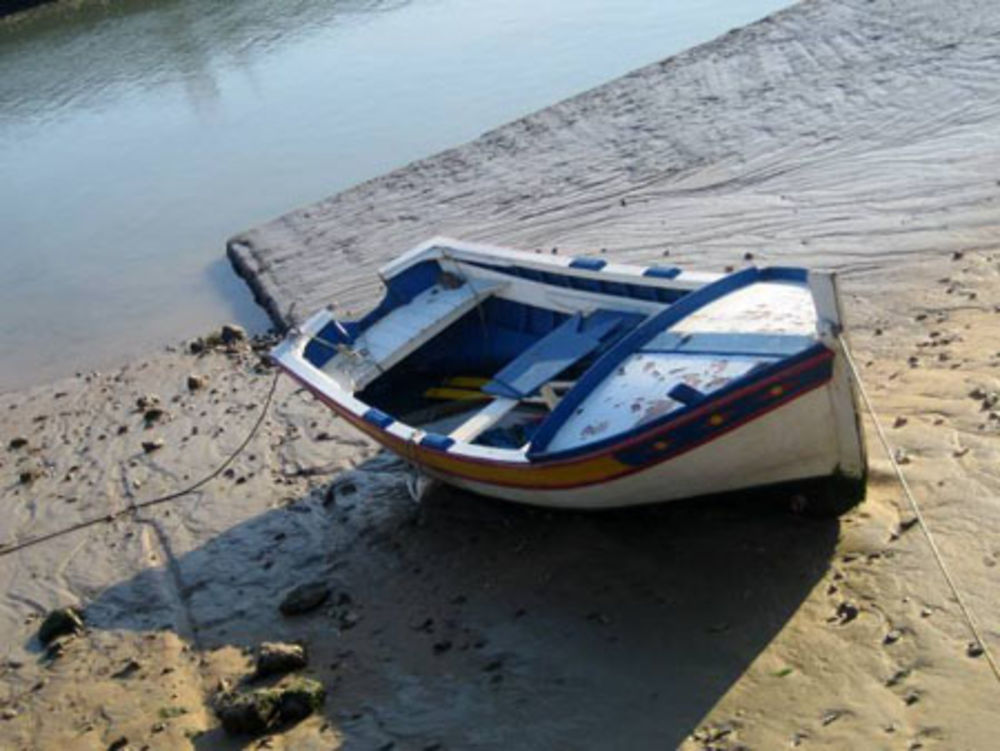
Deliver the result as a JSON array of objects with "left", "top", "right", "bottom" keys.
[{"left": 483, "top": 310, "right": 632, "bottom": 400}]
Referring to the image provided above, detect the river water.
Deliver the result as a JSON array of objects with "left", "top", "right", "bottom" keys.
[{"left": 0, "top": 0, "right": 790, "bottom": 391}]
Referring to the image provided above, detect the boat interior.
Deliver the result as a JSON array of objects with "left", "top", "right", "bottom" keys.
[{"left": 293, "top": 251, "right": 822, "bottom": 457}]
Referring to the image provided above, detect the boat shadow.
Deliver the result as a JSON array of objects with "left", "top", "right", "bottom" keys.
[{"left": 82, "top": 453, "right": 841, "bottom": 749}]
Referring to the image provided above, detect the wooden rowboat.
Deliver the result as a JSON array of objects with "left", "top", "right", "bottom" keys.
[{"left": 271, "top": 237, "right": 867, "bottom": 513}]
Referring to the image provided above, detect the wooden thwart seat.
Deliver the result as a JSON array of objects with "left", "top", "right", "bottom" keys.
[{"left": 483, "top": 310, "right": 629, "bottom": 400}]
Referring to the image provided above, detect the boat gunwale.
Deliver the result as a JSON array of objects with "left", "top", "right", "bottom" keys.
[{"left": 275, "top": 344, "right": 834, "bottom": 490}]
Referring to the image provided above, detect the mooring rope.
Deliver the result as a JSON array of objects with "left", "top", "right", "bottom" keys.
[
  {"left": 0, "top": 371, "right": 280, "bottom": 559},
  {"left": 838, "top": 334, "right": 1000, "bottom": 687}
]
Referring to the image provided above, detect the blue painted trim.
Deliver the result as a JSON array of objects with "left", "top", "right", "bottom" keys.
[
  {"left": 303, "top": 319, "right": 354, "bottom": 368},
  {"left": 420, "top": 433, "right": 455, "bottom": 451},
  {"left": 760, "top": 267, "right": 808, "bottom": 283},
  {"left": 305, "top": 259, "right": 441, "bottom": 370},
  {"left": 668, "top": 383, "right": 706, "bottom": 406},
  {"left": 529, "top": 267, "right": 761, "bottom": 453},
  {"left": 362, "top": 408, "right": 394, "bottom": 429},
  {"left": 612, "top": 348, "right": 832, "bottom": 467},
  {"left": 643, "top": 265, "right": 682, "bottom": 279},
  {"left": 569, "top": 257, "right": 607, "bottom": 271},
  {"left": 642, "top": 332, "right": 815, "bottom": 358},
  {"left": 529, "top": 342, "right": 830, "bottom": 461},
  {"left": 460, "top": 260, "right": 688, "bottom": 305}
]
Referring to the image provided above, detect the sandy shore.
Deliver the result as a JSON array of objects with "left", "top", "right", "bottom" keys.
[
  {"left": 4, "top": 0, "right": 1000, "bottom": 747},
  {"left": 3, "top": 250, "right": 1000, "bottom": 749}
]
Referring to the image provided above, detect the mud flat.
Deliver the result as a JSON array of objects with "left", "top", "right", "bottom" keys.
[
  {"left": 2, "top": 268, "right": 1000, "bottom": 750},
  {"left": 4, "top": 0, "right": 1000, "bottom": 748},
  {"left": 229, "top": 0, "right": 1000, "bottom": 329}
]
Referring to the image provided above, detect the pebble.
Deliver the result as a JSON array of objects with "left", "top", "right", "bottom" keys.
[
  {"left": 279, "top": 581, "right": 331, "bottom": 615},
  {"left": 37, "top": 607, "right": 84, "bottom": 645},
  {"left": 834, "top": 602, "right": 859, "bottom": 625},
  {"left": 256, "top": 642, "right": 308, "bottom": 678},
  {"left": 885, "top": 668, "right": 909, "bottom": 687},
  {"left": 18, "top": 466, "right": 43, "bottom": 484},
  {"left": 215, "top": 677, "right": 325, "bottom": 736},
  {"left": 187, "top": 374, "right": 207, "bottom": 391},
  {"left": 221, "top": 324, "right": 247, "bottom": 345},
  {"left": 821, "top": 710, "right": 843, "bottom": 726},
  {"left": 143, "top": 407, "right": 166, "bottom": 424},
  {"left": 136, "top": 394, "right": 159, "bottom": 410},
  {"left": 112, "top": 659, "right": 141, "bottom": 679},
  {"left": 141, "top": 439, "right": 165, "bottom": 453},
  {"left": 967, "top": 642, "right": 985, "bottom": 658},
  {"left": 7, "top": 436, "right": 27, "bottom": 450},
  {"left": 884, "top": 629, "right": 903, "bottom": 645}
]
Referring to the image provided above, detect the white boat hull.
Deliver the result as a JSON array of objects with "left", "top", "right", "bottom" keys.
[
  {"left": 272, "top": 237, "right": 867, "bottom": 513},
  {"left": 418, "top": 386, "right": 846, "bottom": 508}
]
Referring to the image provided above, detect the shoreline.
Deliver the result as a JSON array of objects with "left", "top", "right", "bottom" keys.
[{"left": 4, "top": 0, "right": 1000, "bottom": 746}]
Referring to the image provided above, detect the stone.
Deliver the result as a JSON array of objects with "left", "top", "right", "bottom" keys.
[
  {"left": 136, "top": 394, "right": 160, "bottom": 410},
  {"left": 141, "top": 439, "right": 165, "bottom": 453},
  {"left": 255, "top": 642, "right": 307, "bottom": 678},
  {"left": 143, "top": 408, "right": 166, "bottom": 424},
  {"left": 834, "top": 602, "right": 859, "bottom": 625},
  {"left": 279, "top": 581, "right": 330, "bottom": 615},
  {"left": 275, "top": 677, "right": 326, "bottom": 724},
  {"left": 186, "top": 374, "right": 207, "bottom": 391},
  {"left": 107, "top": 737, "right": 128, "bottom": 751},
  {"left": 215, "top": 689, "right": 279, "bottom": 735},
  {"left": 112, "top": 659, "right": 141, "bottom": 679},
  {"left": 8, "top": 436, "right": 27, "bottom": 450},
  {"left": 220, "top": 324, "right": 247, "bottom": 345},
  {"left": 215, "top": 678, "right": 325, "bottom": 736},
  {"left": 18, "top": 466, "right": 43, "bottom": 484},
  {"left": 38, "top": 607, "right": 84, "bottom": 645}
]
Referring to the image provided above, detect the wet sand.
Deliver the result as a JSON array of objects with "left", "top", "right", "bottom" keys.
[
  {"left": 1, "top": 256, "right": 999, "bottom": 749},
  {"left": 4, "top": 0, "right": 1000, "bottom": 747}
]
